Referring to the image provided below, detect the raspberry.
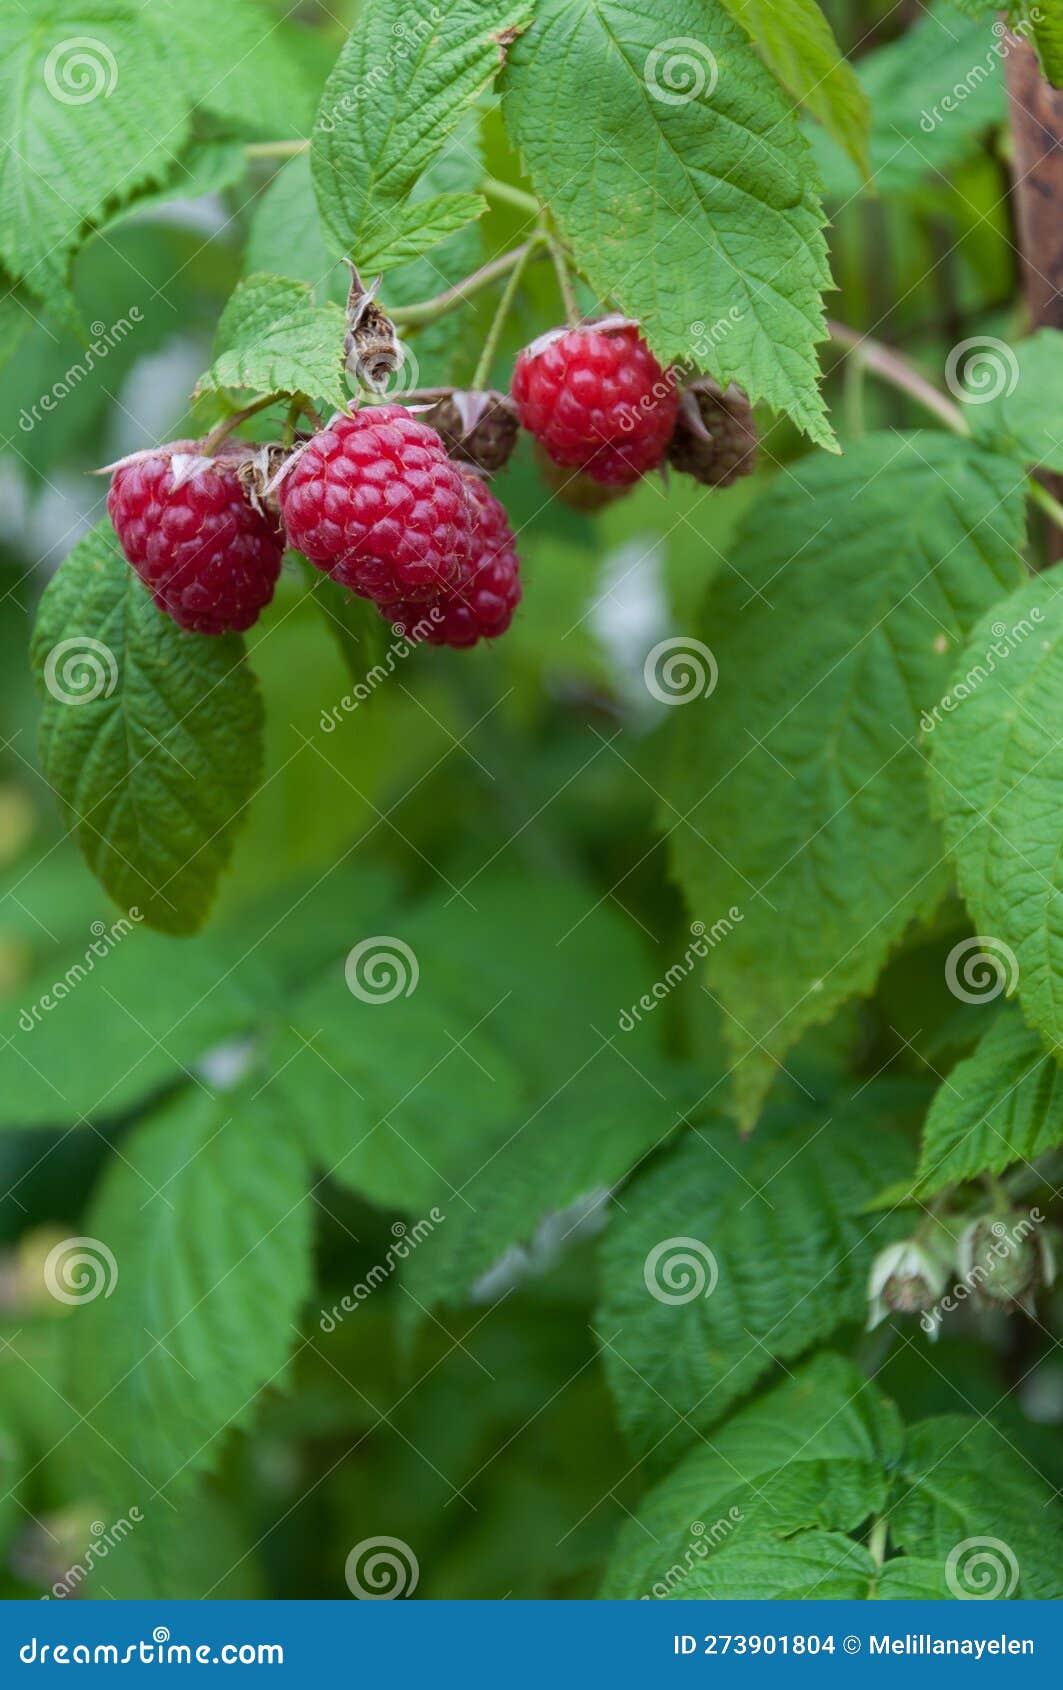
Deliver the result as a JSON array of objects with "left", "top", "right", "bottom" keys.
[
  {"left": 381, "top": 470, "right": 521, "bottom": 649},
  {"left": 279, "top": 406, "right": 473, "bottom": 603},
  {"left": 107, "top": 442, "right": 284, "bottom": 635},
  {"left": 668, "top": 376, "right": 758, "bottom": 487},
  {"left": 512, "top": 320, "right": 678, "bottom": 486}
]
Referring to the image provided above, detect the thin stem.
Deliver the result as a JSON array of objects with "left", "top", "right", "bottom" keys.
[
  {"left": 545, "top": 231, "right": 580, "bottom": 326},
  {"left": 828, "top": 318, "right": 1063, "bottom": 546},
  {"left": 868, "top": 1516, "right": 888, "bottom": 1570},
  {"left": 245, "top": 139, "right": 309, "bottom": 160},
  {"left": 471, "top": 241, "right": 537, "bottom": 390},
  {"left": 387, "top": 243, "right": 540, "bottom": 326},
  {"left": 203, "top": 392, "right": 287, "bottom": 454},
  {"left": 480, "top": 175, "right": 540, "bottom": 218},
  {"left": 827, "top": 319, "right": 969, "bottom": 436}
]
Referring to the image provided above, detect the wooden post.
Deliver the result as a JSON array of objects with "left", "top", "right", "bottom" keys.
[{"left": 1005, "top": 28, "right": 1063, "bottom": 556}]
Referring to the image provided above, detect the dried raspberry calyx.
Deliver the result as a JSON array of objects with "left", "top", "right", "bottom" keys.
[
  {"left": 408, "top": 388, "right": 519, "bottom": 475},
  {"left": 667, "top": 376, "right": 758, "bottom": 488}
]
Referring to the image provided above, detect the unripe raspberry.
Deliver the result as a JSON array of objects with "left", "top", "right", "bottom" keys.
[
  {"left": 512, "top": 319, "right": 679, "bottom": 486},
  {"left": 533, "top": 442, "right": 632, "bottom": 513},
  {"left": 380, "top": 470, "right": 521, "bottom": 648},
  {"left": 414, "top": 389, "right": 519, "bottom": 475},
  {"left": 668, "top": 376, "right": 758, "bottom": 487},
  {"left": 279, "top": 406, "right": 474, "bottom": 603},
  {"left": 106, "top": 442, "right": 284, "bottom": 635}
]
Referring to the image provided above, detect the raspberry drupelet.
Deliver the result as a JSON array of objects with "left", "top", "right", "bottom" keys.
[{"left": 380, "top": 469, "right": 521, "bottom": 649}]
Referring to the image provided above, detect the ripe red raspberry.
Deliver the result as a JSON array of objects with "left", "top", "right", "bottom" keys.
[
  {"left": 381, "top": 471, "right": 521, "bottom": 649},
  {"left": 512, "top": 320, "right": 679, "bottom": 486},
  {"left": 107, "top": 443, "right": 284, "bottom": 635},
  {"left": 279, "top": 405, "right": 474, "bottom": 603}
]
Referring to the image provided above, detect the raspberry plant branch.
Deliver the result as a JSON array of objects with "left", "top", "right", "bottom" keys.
[
  {"left": 387, "top": 241, "right": 544, "bottom": 326},
  {"left": 471, "top": 240, "right": 537, "bottom": 391},
  {"left": 480, "top": 176, "right": 541, "bottom": 217},
  {"left": 544, "top": 231, "right": 580, "bottom": 327},
  {"left": 202, "top": 391, "right": 291, "bottom": 455},
  {"left": 828, "top": 318, "right": 1063, "bottom": 542}
]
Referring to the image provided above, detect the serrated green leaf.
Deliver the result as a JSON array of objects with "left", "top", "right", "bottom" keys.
[
  {"left": 930, "top": 570, "right": 1063, "bottom": 1054},
  {"left": 915, "top": 1008, "right": 1063, "bottom": 1194},
  {"left": 311, "top": 0, "right": 527, "bottom": 268},
  {"left": 101, "top": 139, "right": 249, "bottom": 235},
  {"left": 403, "top": 1062, "right": 703, "bottom": 1313},
  {"left": 0, "top": 931, "right": 261, "bottom": 1129},
  {"left": 601, "top": 1355, "right": 902, "bottom": 1598},
  {"left": 810, "top": 2, "right": 1005, "bottom": 200},
  {"left": 969, "top": 328, "right": 1063, "bottom": 473},
  {"left": 664, "top": 435, "right": 1027, "bottom": 1129},
  {"left": 198, "top": 273, "right": 347, "bottom": 411},
  {"left": 598, "top": 1115, "right": 913, "bottom": 1458},
  {"left": 718, "top": 0, "right": 870, "bottom": 177},
  {"left": 679, "top": 1530, "right": 879, "bottom": 1599},
  {"left": 272, "top": 966, "right": 527, "bottom": 1213},
  {"left": 70, "top": 1085, "right": 311, "bottom": 1498},
  {"left": 892, "top": 1416, "right": 1063, "bottom": 1597},
  {"left": 359, "top": 191, "right": 487, "bottom": 273},
  {"left": 31, "top": 522, "right": 264, "bottom": 935},
  {"left": 133, "top": 0, "right": 319, "bottom": 136},
  {"left": 0, "top": 1, "right": 191, "bottom": 317},
  {"left": 503, "top": 0, "right": 834, "bottom": 448}
]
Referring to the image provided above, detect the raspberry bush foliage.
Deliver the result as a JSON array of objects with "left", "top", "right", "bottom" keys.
[{"left": 2, "top": 0, "right": 1063, "bottom": 1602}]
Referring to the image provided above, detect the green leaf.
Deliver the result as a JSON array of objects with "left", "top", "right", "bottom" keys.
[
  {"left": 969, "top": 328, "right": 1063, "bottom": 473},
  {"left": 718, "top": 0, "right": 870, "bottom": 177},
  {"left": 598, "top": 1114, "right": 913, "bottom": 1458},
  {"left": 0, "top": 2, "right": 191, "bottom": 316},
  {"left": 810, "top": 2, "right": 1006, "bottom": 200},
  {"left": 197, "top": 273, "right": 347, "bottom": 412},
  {"left": 503, "top": 0, "right": 834, "bottom": 448},
  {"left": 245, "top": 154, "right": 343, "bottom": 302},
  {"left": 101, "top": 139, "right": 249, "bottom": 235},
  {"left": 273, "top": 967, "right": 527, "bottom": 1214},
  {"left": 601, "top": 1355, "right": 902, "bottom": 1598},
  {"left": 930, "top": 570, "right": 1063, "bottom": 1054},
  {"left": 31, "top": 522, "right": 264, "bottom": 935},
  {"left": 915, "top": 1009, "right": 1063, "bottom": 1195},
  {"left": 358, "top": 191, "right": 487, "bottom": 273},
  {"left": 402, "top": 1061, "right": 703, "bottom": 1313},
  {"left": 892, "top": 1416, "right": 1063, "bottom": 1598},
  {"left": 311, "top": 0, "right": 528, "bottom": 267},
  {"left": 70, "top": 1084, "right": 312, "bottom": 1497},
  {"left": 663, "top": 435, "right": 1027, "bottom": 1129},
  {"left": 0, "top": 931, "right": 261, "bottom": 1128},
  {"left": 132, "top": 0, "right": 320, "bottom": 137}
]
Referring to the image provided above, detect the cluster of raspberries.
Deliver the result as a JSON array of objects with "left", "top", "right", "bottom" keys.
[{"left": 107, "top": 321, "right": 755, "bottom": 646}]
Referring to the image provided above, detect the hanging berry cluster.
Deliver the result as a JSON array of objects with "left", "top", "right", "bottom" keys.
[{"left": 103, "top": 269, "right": 758, "bottom": 651}]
